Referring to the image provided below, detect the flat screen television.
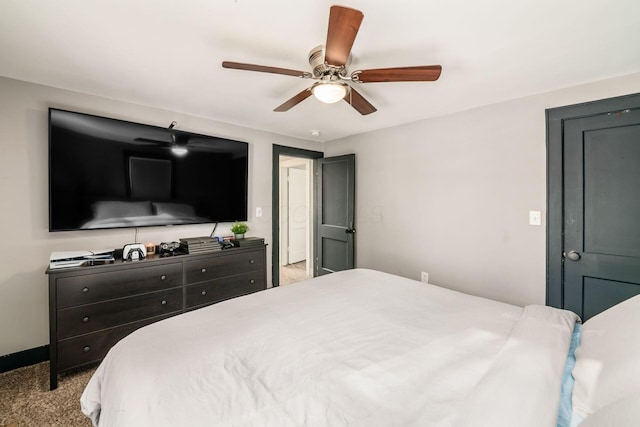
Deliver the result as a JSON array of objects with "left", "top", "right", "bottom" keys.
[{"left": 49, "top": 108, "right": 248, "bottom": 231}]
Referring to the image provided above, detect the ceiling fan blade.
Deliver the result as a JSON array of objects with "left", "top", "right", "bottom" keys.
[
  {"left": 222, "top": 61, "right": 310, "bottom": 78},
  {"left": 274, "top": 89, "right": 313, "bottom": 112},
  {"left": 134, "top": 137, "right": 166, "bottom": 144},
  {"left": 354, "top": 65, "right": 442, "bottom": 83},
  {"left": 325, "top": 6, "right": 363, "bottom": 66},
  {"left": 343, "top": 87, "right": 377, "bottom": 115}
]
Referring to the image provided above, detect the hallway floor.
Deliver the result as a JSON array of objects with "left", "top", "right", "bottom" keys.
[{"left": 280, "top": 260, "right": 311, "bottom": 285}]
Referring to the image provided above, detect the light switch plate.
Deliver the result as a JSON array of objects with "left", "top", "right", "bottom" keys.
[{"left": 529, "top": 210, "right": 541, "bottom": 226}]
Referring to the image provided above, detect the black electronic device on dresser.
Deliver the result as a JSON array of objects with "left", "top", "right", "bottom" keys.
[{"left": 47, "top": 244, "right": 267, "bottom": 390}]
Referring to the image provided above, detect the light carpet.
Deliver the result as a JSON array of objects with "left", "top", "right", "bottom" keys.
[
  {"left": 0, "top": 361, "right": 94, "bottom": 427},
  {"left": 280, "top": 260, "right": 311, "bottom": 285}
]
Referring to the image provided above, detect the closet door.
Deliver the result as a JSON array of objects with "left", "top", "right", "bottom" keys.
[
  {"left": 547, "top": 93, "right": 640, "bottom": 321},
  {"left": 562, "top": 110, "right": 640, "bottom": 320}
]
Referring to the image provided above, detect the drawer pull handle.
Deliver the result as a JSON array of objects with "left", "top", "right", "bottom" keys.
[
  {"left": 82, "top": 287, "right": 89, "bottom": 293},
  {"left": 249, "top": 259, "right": 255, "bottom": 264},
  {"left": 83, "top": 346, "right": 90, "bottom": 353},
  {"left": 201, "top": 268, "right": 207, "bottom": 273},
  {"left": 201, "top": 290, "right": 207, "bottom": 296},
  {"left": 250, "top": 279, "right": 255, "bottom": 284},
  {"left": 161, "top": 300, "right": 167, "bottom": 306},
  {"left": 83, "top": 316, "right": 90, "bottom": 323},
  {"left": 161, "top": 275, "right": 167, "bottom": 280}
]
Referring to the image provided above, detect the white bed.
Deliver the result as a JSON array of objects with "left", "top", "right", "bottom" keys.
[
  {"left": 80, "top": 201, "right": 210, "bottom": 229},
  {"left": 80, "top": 268, "right": 640, "bottom": 427}
]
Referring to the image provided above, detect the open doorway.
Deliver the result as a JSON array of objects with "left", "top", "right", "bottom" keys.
[
  {"left": 272, "top": 145, "right": 323, "bottom": 287},
  {"left": 272, "top": 146, "right": 357, "bottom": 286},
  {"left": 279, "top": 156, "right": 313, "bottom": 285}
]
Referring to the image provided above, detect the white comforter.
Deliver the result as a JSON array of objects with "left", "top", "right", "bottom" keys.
[
  {"left": 81, "top": 213, "right": 209, "bottom": 229},
  {"left": 81, "top": 269, "right": 578, "bottom": 427}
]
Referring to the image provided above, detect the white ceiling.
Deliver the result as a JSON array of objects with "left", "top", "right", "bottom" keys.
[{"left": 1, "top": 0, "right": 639, "bottom": 142}]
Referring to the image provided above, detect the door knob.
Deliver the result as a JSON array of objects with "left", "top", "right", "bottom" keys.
[
  {"left": 564, "top": 251, "right": 581, "bottom": 261},
  {"left": 345, "top": 221, "right": 356, "bottom": 234}
]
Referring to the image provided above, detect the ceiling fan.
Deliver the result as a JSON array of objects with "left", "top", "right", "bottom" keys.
[
  {"left": 134, "top": 122, "right": 191, "bottom": 156},
  {"left": 222, "top": 5, "right": 442, "bottom": 115}
]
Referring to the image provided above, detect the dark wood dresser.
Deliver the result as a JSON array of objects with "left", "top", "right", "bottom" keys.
[{"left": 47, "top": 245, "right": 266, "bottom": 389}]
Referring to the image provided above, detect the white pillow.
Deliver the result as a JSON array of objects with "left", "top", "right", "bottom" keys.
[
  {"left": 572, "top": 295, "right": 640, "bottom": 418},
  {"left": 153, "top": 202, "right": 196, "bottom": 217},
  {"left": 91, "top": 200, "right": 152, "bottom": 219},
  {"left": 578, "top": 393, "right": 640, "bottom": 427}
]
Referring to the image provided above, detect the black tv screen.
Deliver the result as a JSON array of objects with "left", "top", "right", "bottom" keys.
[{"left": 49, "top": 108, "right": 248, "bottom": 231}]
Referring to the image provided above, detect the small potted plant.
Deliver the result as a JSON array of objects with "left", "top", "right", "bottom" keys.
[{"left": 230, "top": 221, "right": 249, "bottom": 239}]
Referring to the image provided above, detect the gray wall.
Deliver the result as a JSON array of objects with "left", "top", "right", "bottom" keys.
[
  {"left": 0, "top": 76, "right": 318, "bottom": 357},
  {"left": 2, "top": 72, "right": 639, "bottom": 358},
  {"left": 323, "top": 72, "right": 640, "bottom": 307}
]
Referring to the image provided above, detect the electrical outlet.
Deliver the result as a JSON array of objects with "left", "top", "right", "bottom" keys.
[{"left": 421, "top": 272, "right": 429, "bottom": 283}]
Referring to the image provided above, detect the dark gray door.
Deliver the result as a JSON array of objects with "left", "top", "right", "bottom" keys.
[
  {"left": 562, "top": 109, "right": 640, "bottom": 320},
  {"left": 315, "top": 154, "right": 355, "bottom": 276}
]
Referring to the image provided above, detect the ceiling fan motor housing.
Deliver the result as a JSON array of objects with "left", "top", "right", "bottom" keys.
[{"left": 308, "top": 45, "right": 350, "bottom": 78}]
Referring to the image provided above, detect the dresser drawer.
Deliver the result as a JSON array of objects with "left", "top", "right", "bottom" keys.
[
  {"left": 57, "top": 314, "right": 173, "bottom": 370},
  {"left": 57, "top": 287, "right": 183, "bottom": 339},
  {"left": 56, "top": 262, "right": 182, "bottom": 308},
  {"left": 185, "top": 250, "right": 264, "bottom": 285},
  {"left": 185, "top": 272, "right": 265, "bottom": 309},
  {"left": 48, "top": 245, "right": 268, "bottom": 389}
]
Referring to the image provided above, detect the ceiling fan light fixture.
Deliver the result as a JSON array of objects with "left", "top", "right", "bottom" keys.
[
  {"left": 312, "top": 81, "right": 349, "bottom": 104},
  {"left": 171, "top": 146, "right": 188, "bottom": 156}
]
